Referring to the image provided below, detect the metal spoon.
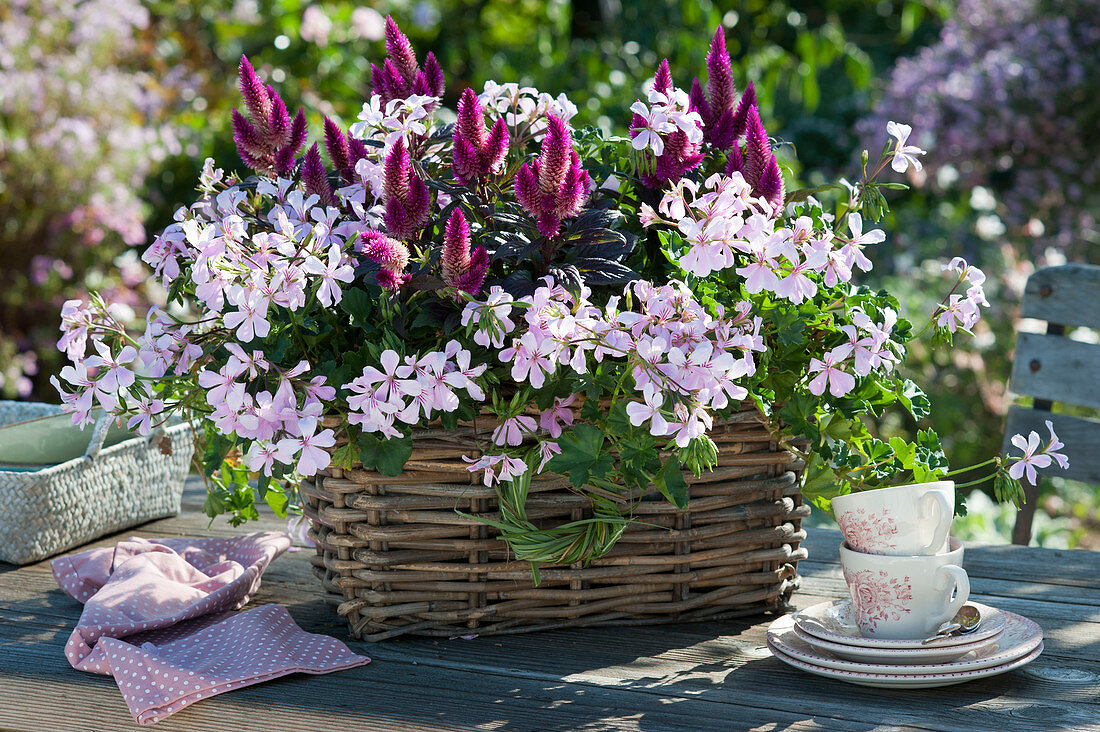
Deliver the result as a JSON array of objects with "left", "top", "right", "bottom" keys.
[{"left": 921, "top": 605, "right": 982, "bottom": 644}]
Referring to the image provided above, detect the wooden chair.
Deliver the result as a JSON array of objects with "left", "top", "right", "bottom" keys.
[{"left": 1003, "top": 264, "right": 1100, "bottom": 544}]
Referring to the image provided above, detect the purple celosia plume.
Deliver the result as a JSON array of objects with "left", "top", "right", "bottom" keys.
[
  {"left": 694, "top": 28, "right": 740, "bottom": 149},
  {"left": 452, "top": 88, "right": 509, "bottom": 185},
  {"left": 742, "top": 105, "right": 769, "bottom": 187},
  {"left": 382, "top": 138, "right": 431, "bottom": 241},
  {"left": 232, "top": 56, "right": 307, "bottom": 176},
  {"left": 440, "top": 209, "right": 489, "bottom": 297},
  {"left": 653, "top": 59, "right": 673, "bottom": 96},
  {"left": 729, "top": 81, "right": 756, "bottom": 141},
  {"left": 370, "top": 17, "right": 445, "bottom": 109},
  {"left": 740, "top": 105, "right": 784, "bottom": 208},
  {"left": 301, "top": 144, "right": 336, "bottom": 207},
  {"left": 360, "top": 229, "right": 411, "bottom": 290},
  {"left": 323, "top": 116, "right": 370, "bottom": 184},
  {"left": 514, "top": 114, "right": 590, "bottom": 238}
]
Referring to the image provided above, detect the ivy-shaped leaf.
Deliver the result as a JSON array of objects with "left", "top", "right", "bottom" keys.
[
  {"left": 654, "top": 456, "right": 689, "bottom": 509},
  {"left": 358, "top": 432, "right": 413, "bottom": 476},
  {"left": 545, "top": 424, "right": 613, "bottom": 490}
]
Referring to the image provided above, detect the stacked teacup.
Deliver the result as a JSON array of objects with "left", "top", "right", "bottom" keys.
[{"left": 832, "top": 481, "right": 968, "bottom": 640}]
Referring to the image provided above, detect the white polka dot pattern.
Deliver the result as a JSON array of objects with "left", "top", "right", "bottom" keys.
[{"left": 49, "top": 532, "right": 370, "bottom": 724}]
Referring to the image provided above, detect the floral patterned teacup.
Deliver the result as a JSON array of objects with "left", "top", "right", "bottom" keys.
[
  {"left": 839, "top": 536, "right": 970, "bottom": 640},
  {"left": 832, "top": 481, "right": 954, "bottom": 556}
]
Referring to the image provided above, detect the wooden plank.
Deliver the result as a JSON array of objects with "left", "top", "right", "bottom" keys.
[
  {"left": 1009, "top": 333, "right": 1100, "bottom": 410},
  {"left": 1002, "top": 406, "right": 1100, "bottom": 485},
  {"left": 0, "top": 623, "right": 871, "bottom": 732},
  {"left": 1020, "top": 264, "right": 1100, "bottom": 330},
  {"left": 6, "top": 496, "right": 1100, "bottom": 731}
]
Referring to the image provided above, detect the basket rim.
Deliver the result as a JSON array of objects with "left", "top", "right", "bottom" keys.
[{"left": 0, "top": 420, "right": 193, "bottom": 477}]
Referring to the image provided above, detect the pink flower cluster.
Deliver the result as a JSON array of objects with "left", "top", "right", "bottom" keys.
[
  {"left": 200, "top": 357, "right": 338, "bottom": 477},
  {"left": 642, "top": 174, "right": 884, "bottom": 299},
  {"left": 629, "top": 61, "right": 705, "bottom": 188},
  {"left": 937, "top": 257, "right": 989, "bottom": 333},
  {"left": 477, "top": 81, "right": 579, "bottom": 141},
  {"left": 343, "top": 345, "right": 487, "bottom": 438},
  {"left": 1007, "top": 420, "right": 1069, "bottom": 486},
  {"left": 462, "top": 278, "right": 764, "bottom": 450}
]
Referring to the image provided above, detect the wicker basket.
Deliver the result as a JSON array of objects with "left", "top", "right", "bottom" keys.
[
  {"left": 0, "top": 401, "right": 193, "bottom": 565},
  {"left": 302, "top": 404, "right": 807, "bottom": 641}
]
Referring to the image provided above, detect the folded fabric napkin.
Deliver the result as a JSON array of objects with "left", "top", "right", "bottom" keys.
[{"left": 51, "top": 532, "right": 369, "bottom": 724}]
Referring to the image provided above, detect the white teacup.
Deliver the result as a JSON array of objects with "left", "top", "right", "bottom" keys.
[
  {"left": 839, "top": 536, "right": 969, "bottom": 640},
  {"left": 832, "top": 481, "right": 954, "bottom": 556}
]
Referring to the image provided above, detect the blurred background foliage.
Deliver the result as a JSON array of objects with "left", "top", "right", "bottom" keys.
[{"left": 3, "top": 0, "right": 1097, "bottom": 546}]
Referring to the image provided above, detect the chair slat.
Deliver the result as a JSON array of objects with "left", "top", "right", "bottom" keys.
[
  {"left": 1020, "top": 264, "right": 1100, "bottom": 330},
  {"left": 1009, "top": 332, "right": 1100, "bottom": 410},
  {"left": 1002, "top": 406, "right": 1100, "bottom": 485}
]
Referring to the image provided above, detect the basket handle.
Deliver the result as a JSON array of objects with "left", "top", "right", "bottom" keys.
[{"left": 84, "top": 410, "right": 114, "bottom": 460}]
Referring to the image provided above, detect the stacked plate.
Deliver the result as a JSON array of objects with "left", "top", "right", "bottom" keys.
[{"left": 767, "top": 599, "right": 1043, "bottom": 688}]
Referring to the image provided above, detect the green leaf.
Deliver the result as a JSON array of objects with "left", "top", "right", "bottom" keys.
[
  {"left": 545, "top": 424, "right": 613, "bottom": 490},
  {"left": 897, "top": 379, "right": 931, "bottom": 420},
  {"left": 358, "top": 432, "right": 413, "bottom": 476},
  {"left": 653, "top": 456, "right": 689, "bottom": 509},
  {"left": 331, "top": 441, "right": 359, "bottom": 471},
  {"left": 264, "top": 487, "right": 289, "bottom": 517}
]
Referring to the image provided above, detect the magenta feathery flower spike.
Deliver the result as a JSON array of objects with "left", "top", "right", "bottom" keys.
[
  {"left": 706, "top": 28, "right": 736, "bottom": 120},
  {"left": 754, "top": 155, "right": 785, "bottom": 209},
  {"left": 725, "top": 144, "right": 745, "bottom": 176},
  {"left": 382, "top": 138, "right": 430, "bottom": 240},
  {"left": 440, "top": 209, "right": 488, "bottom": 296},
  {"left": 538, "top": 116, "right": 572, "bottom": 196},
  {"left": 653, "top": 59, "right": 673, "bottom": 95},
  {"left": 743, "top": 104, "right": 771, "bottom": 188},
  {"left": 514, "top": 114, "right": 590, "bottom": 238},
  {"left": 348, "top": 138, "right": 370, "bottom": 169},
  {"left": 232, "top": 108, "right": 264, "bottom": 158},
  {"left": 385, "top": 16, "right": 420, "bottom": 84},
  {"left": 275, "top": 109, "right": 308, "bottom": 175},
  {"left": 422, "top": 52, "right": 444, "bottom": 97},
  {"left": 301, "top": 144, "right": 336, "bottom": 207},
  {"left": 267, "top": 86, "right": 291, "bottom": 147},
  {"left": 383, "top": 138, "right": 411, "bottom": 202},
  {"left": 729, "top": 82, "right": 756, "bottom": 143},
  {"left": 232, "top": 56, "right": 306, "bottom": 175},
  {"left": 689, "top": 77, "right": 709, "bottom": 121},
  {"left": 360, "top": 229, "right": 411, "bottom": 290},
  {"left": 453, "top": 89, "right": 509, "bottom": 184},
  {"left": 323, "top": 116, "right": 351, "bottom": 179},
  {"left": 238, "top": 56, "right": 272, "bottom": 138}
]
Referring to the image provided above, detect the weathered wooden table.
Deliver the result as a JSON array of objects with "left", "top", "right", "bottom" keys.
[{"left": 2, "top": 480, "right": 1098, "bottom": 731}]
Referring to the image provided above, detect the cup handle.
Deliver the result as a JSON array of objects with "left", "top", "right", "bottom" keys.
[
  {"left": 936, "top": 564, "right": 970, "bottom": 622},
  {"left": 919, "top": 490, "right": 952, "bottom": 554}
]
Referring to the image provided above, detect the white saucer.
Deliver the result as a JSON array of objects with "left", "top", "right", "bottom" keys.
[
  {"left": 770, "top": 611, "right": 1042, "bottom": 675},
  {"left": 768, "top": 638, "right": 1043, "bottom": 689},
  {"left": 792, "top": 623, "right": 1003, "bottom": 665},
  {"left": 794, "top": 599, "right": 1007, "bottom": 649}
]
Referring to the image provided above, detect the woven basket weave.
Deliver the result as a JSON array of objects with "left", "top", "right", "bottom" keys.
[
  {"left": 302, "top": 404, "right": 808, "bottom": 641},
  {"left": 0, "top": 401, "right": 193, "bottom": 565}
]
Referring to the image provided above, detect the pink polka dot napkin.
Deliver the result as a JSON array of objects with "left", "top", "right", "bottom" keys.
[{"left": 51, "top": 532, "right": 369, "bottom": 724}]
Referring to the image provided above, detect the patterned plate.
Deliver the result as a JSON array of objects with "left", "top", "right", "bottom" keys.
[
  {"left": 768, "top": 639, "right": 1043, "bottom": 689},
  {"left": 792, "top": 623, "right": 1003, "bottom": 665},
  {"left": 794, "top": 599, "right": 1006, "bottom": 649},
  {"left": 770, "top": 611, "right": 1041, "bottom": 674}
]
